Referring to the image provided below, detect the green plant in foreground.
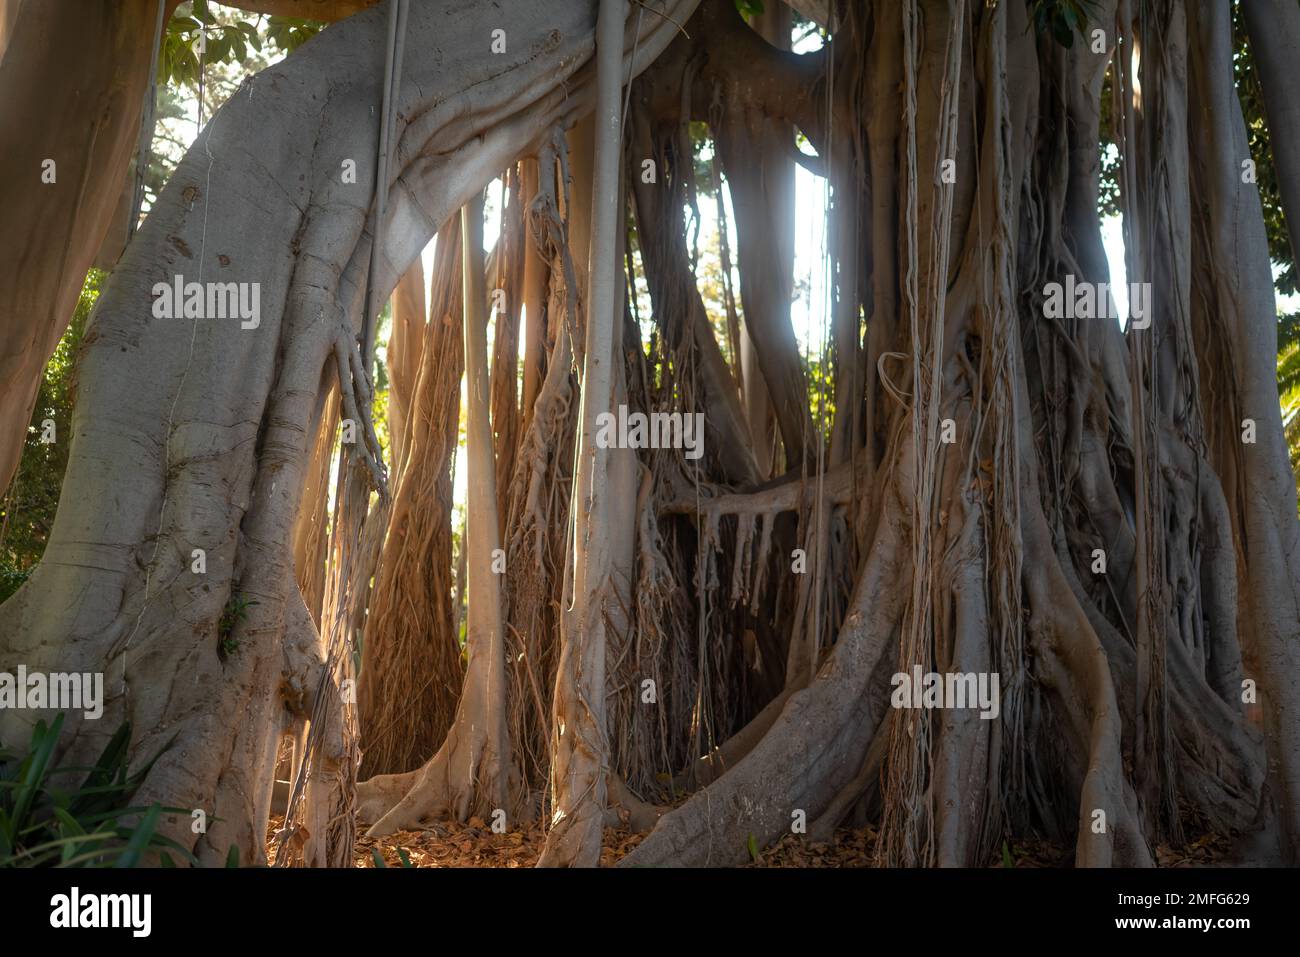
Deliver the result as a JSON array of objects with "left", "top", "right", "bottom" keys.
[
  {"left": 218, "top": 593, "right": 259, "bottom": 656},
  {"left": 0, "top": 713, "right": 193, "bottom": 867},
  {"left": 1028, "top": 0, "right": 1098, "bottom": 48},
  {"left": 369, "top": 845, "right": 414, "bottom": 868}
]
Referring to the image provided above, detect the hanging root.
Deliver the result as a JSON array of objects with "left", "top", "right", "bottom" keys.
[
  {"left": 359, "top": 216, "right": 465, "bottom": 779},
  {"left": 333, "top": 323, "right": 388, "bottom": 496},
  {"left": 619, "top": 470, "right": 912, "bottom": 867}
]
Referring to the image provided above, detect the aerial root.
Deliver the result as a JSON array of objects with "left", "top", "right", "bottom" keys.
[
  {"left": 619, "top": 503, "right": 909, "bottom": 867},
  {"left": 604, "top": 773, "right": 667, "bottom": 832},
  {"left": 1023, "top": 501, "right": 1153, "bottom": 866},
  {"left": 355, "top": 768, "right": 422, "bottom": 828},
  {"left": 809, "top": 713, "right": 890, "bottom": 844},
  {"left": 332, "top": 327, "right": 388, "bottom": 496}
]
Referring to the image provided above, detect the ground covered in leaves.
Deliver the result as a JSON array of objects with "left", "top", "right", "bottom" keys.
[
  {"left": 265, "top": 814, "right": 1239, "bottom": 867},
  {"left": 345, "top": 821, "right": 885, "bottom": 868}
]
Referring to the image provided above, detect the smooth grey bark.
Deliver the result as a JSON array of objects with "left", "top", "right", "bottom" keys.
[
  {"left": 357, "top": 195, "right": 518, "bottom": 835},
  {"left": 0, "top": 0, "right": 170, "bottom": 496},
  {"left": 621, "top": 0, "right": 1248, "bottom": 870},
  {"left": 538, "top": 0, "right": 625, "bottom": 868},
  {"left": 1241, "top": 0, "right": 1300, "bottom": 267},
  {"left": 1187, "top": 0, "right": 1300, "bottom": 862},
  {"left": 712, "top": 0, "right": 805, "bottom": 468},
  {"left": 0, "top": 0, "right": 698, "bottom": 864},
  {"left": 716, "top": 117, "right": 810, "bottom": 466},
  {"left": 736, "top": 0, "right": 787, "bottom": 480},
  {"left": 0, "top": 0, "right": 376, "bottom": 498},
  {"left": 451, "top": 192, "right": 511, "bottom": 814}
]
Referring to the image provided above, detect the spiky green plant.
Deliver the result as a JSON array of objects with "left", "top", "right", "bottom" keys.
[{"left": 0, "top": 713, "right": 193, "bottom": 867}]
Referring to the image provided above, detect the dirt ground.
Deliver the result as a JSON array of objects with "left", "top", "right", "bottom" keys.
[{"left": 265, "top": 815, "right": 1235, "bottom": 868}]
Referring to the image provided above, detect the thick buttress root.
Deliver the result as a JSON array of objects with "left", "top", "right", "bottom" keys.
[
  {"left": 618, "top": 458, "right": 1159, "bottom": 867},
  {"left": 348, "top": 0, "right": 1279, "bottom": 869},
  {"left": 16, "top": 0, "right": 1282, "bottom": 868},
  {"left": 358, "top": 708, "right": 521, "bottom": 836},
  {"left": 620, "top": 477, "right": 912, "bottom": 867}
]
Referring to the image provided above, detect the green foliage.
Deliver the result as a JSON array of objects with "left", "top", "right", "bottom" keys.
[
  {"left": 688, "top": 120, "right": 717, "bottom": 210},
  {"left": 0, "top": 566, "right": 27, "bottom": 605},
  {"left": 1279, "top": 313, "right": 1300, "bottom": 397},
  {"left": 0, "top": 714, "right": 192, "bottom": 868},
  {"left": 369, "top": 844, "right": 414, "bottom": 867},
  {"left": 218, "top": 594, "right": 259, "bottom": 656},
  {"left": 1097, "top": 138, "right": 1122, "bottom": 221},
  {"left": 805, "top": 354, "right": 837, "bottom": 438},
  {"left": 0, "top": 269, "right": 100, "bottom": 603},
  {"left": 1028, "top": 0, "right": 1097, "bottom": 49},
  {"left": 735, "top": 0, "right": 766, "bottom": 17},
  {"left": 159, "top": 2, "right": 322, "bottom": 88},
  {"left": 1279, "top": 313, "right": 1300, "bottom": 513},
  {"left": 160, "top": 2, "right": 261, "bottom": 87},
  {"left": 371, "top": 301, "right": 394, "bottom": 463},
  {"left": 1095, "top": 9, "right": 1294, "bottom": 294},
  {"left": 264, "top": 15, "right": 324, "bottom": 55}
]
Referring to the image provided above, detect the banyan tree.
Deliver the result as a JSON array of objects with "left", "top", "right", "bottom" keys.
[{"left": 1, "top": 0, "right": 1298, "bottom": 869}]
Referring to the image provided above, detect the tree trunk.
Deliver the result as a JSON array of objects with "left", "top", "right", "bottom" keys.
[
  {"left": 0, "top": 0, "right": 173, "bottom": 495},
  {"left": 537, "top": 0, "right": 625, "bottom": 868},
  {"left": 6, "top": 0, "right": 1296, "bottom": 872},
  {"left": 1241, "top": 0, "right": 1300, "bottom": 267},
  {"left": 357, "top": 221, "right": 464, "bottom": 779},
  {"left": 0, "top": 0, "right": 699, "bottom": 864},
  {"left": 357, "top": 195, "right": 520, "bottom": 831}
]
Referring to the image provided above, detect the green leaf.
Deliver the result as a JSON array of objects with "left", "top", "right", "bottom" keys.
[
  {"left": 192, "top": 0, "right": 217, "bottom": 25},
  {"left": 1278, "top": 313, "right": 1300, "bottom": 352},
  {"left": 1277, "top": 347, "right": 1300, "bottom": 396},
  {"left": 68, "top": 721, "right": 132, "bottom": 818},
  {"left": 11, "top": 714, "right": 64, "bottom": 837},
  {"left": 144, "top": 833, "right": 202, "bottom": 868},
  {"left": 113, "top": 804, "right": 161, "bottom": 868},
  {"left": 746, "top": 833, "right": 760, "bottom": 862},
  {"left": 52, "top": 807, "right": 86, "bottom": 837},
  {"left": 371, "top": 846, "right": 387, "bottom": 868},
  {"left": 225, "top": 843, "right": 240, "bottom": 868},
  {"left": 207, "top": 34, "right": 229, "bottom": 62}
]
